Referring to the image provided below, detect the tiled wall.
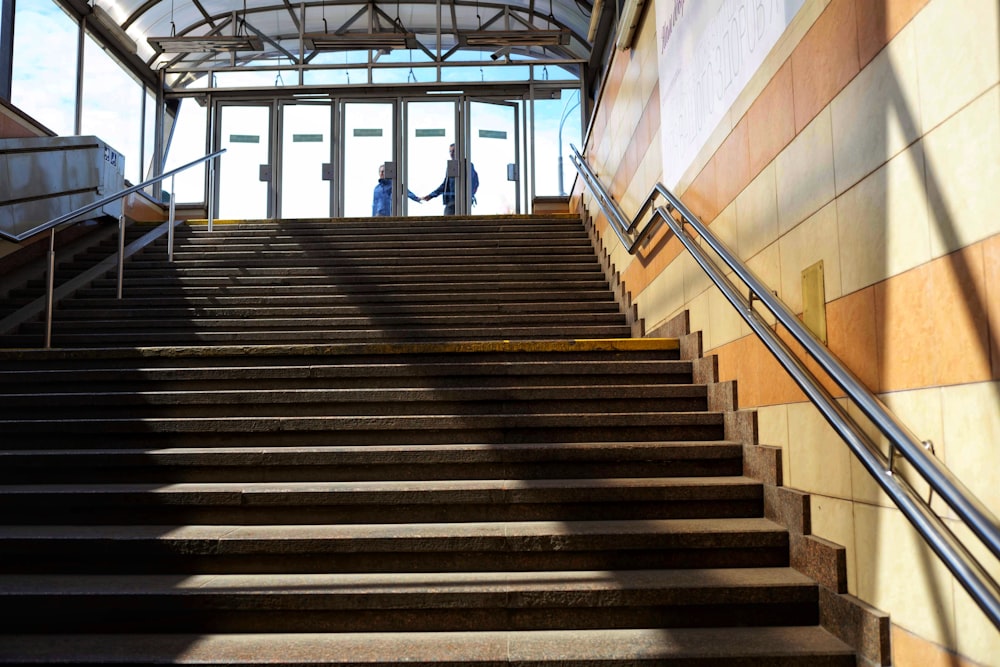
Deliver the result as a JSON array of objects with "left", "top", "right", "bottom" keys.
[{"left": 577, "top": 0, "right": 999, "bottom": 663}]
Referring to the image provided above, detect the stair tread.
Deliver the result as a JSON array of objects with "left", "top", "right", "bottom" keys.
[
  {"left": 0, "top": 567, "right": 815, "bottom": 597},
  {"left": 0, "top": 476, "right": 762, "bottom": 499},
  {"left": 0, "top": 441, "right": 743, "bottom": 462},
  {"left": 0, "top": 517, "right": 787, "bottom": 542},
  {"left": 0, "top": 627, "right": 856, "bottom": 664}
]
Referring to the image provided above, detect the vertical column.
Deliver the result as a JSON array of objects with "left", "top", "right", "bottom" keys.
[{"left": 0, "top": 0, "right": 14, "bottom": 101}]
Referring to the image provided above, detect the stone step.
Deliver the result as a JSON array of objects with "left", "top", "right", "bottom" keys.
[
  {"left": 18, "top": 311, "right": 628, "bottom": 332},
  {"left": 49, "top": 301, "right": 623, "bottom": 321},
  {"left": 0, "top": 626, "right": 857, "bottom": 665},
  {"left": 1, "top": 324, "right": 636, "bottom": 348},
  {"left": 64, "top": 276, "right": 612, "bottom": 292},
  {"left": 0, "top": 517, "right": 790, "bottom": 573},
  {"left": 0, "top": 361, "right": 691, "bottom": 391},
  {"left": 0, "top": 410, "right": 725, "bottom": 448},
  {"left": 0, "top": 568, "right": 819, "bottom": 634},
  {"left": 0, "top": 384, "right": 707, "bottom": 418},
  {"left": 0, "top": 341, "right": 684, "bottom": 374},
  {"left": 0, "top": 441, "right": 744, "bottom": 483},
  {"left": 0, "top": 476, "right": 762, "bottom": 524}
]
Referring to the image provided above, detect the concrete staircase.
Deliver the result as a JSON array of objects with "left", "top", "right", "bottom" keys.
[{"left": 0, "top": 216, "right": 867, "bottom": 664}]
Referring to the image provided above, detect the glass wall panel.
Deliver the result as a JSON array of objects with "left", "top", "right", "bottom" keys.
[
  {"left": 81, "top": 32, "right": 144, "bottom": 183},
  {"left": 531, "top": 89, "right": 581, "bottom": 197},
  {"left": 10, "top": 1, "right": 77, "bottom": 134},
  {"left": 162, "top": 99, "right": 207, "bottom": 203}
]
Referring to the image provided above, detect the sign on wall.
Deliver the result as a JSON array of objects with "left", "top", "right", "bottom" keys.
[{"left": 657, "top": 0, "right": 806, "bottom": 189}]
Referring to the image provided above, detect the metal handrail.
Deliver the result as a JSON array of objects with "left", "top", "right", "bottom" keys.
[
  {"left": 569, "top": 144, "right": 1000, "bottom": 628},
  {"left": 1, "top": 149, "right": 225, "bottom": 347}
]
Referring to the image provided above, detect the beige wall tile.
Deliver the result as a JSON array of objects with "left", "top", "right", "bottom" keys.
[
  {"left": 686, "top": 290, "right": 711, "bottom": 351},
  {"left": 736, "top": 162, "right": 779, "bottom": 260},
  {"left": 776, "top": 107, "right": 837, "bottom": 234},
  {"left": 941, "top": 381, "right": 1000, "bottom": 515},
  {"left": 836, "top": 142, "right": 932, "bottom": 295},
  {"left": 847, "top": 387, "right": 944, "bottom": 511},
  {"left": 853, "top": 503, "right": 958, "bottom": 645},
  {"left": 778, "top": 201, "right": 843, "bottom": 314},
  {"left": 913, "top": 0, "right": 1000, "bottom": 132},
  {"left": 810, "top": 494, "right": 859, "bottom": 594},
  {"left": 706, "top": 287, "right": 745, "bottom": 351},
  {"left": 786, "top": 401, "right": 853, "bottom": 498},
  {"left": 757, "top": 404, "right": 791, "bottom": 486},
  {"left": 636, "top": 256, "right": 685, "bottom": 335},
  {"left": 681, "top": 202, "right": 739, "bottom": 305},
  {"left": 745, "top": 242, "right": 782, "bottom": 329},
  {"left": 949, "top": 522, "right": 1000, "bottom": 665},
  {"left": 831, "top": 22, "right": 923, "bottom": 195},
  {"left": 923, "top": 86, "right": 1000, "bottom": 257}
]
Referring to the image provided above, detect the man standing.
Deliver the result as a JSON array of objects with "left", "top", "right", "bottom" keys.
[{"left": 422, "top": 143, "right": 478, "bottom": 215}]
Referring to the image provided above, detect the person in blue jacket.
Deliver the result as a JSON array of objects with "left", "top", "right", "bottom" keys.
[
  {"left": 422, "top": 143, "right": 478, "bottom": 215},
  {"left": 373, "top": 164, "right": 420, "bottom": 216}
]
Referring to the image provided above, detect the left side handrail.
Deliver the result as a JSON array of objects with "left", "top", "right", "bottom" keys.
[{"left": 0, "top": 149, "right": 225, "bottom": 347}]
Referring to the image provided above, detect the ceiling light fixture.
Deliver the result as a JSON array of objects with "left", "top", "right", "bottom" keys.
[
  {"left": 148, "top": 35, "right": 264, "bottom": 53},
  {"left": 303, "top": 31, "right": 417, "bottom": 51},
  {"left": 461, "top": 29, "right": 570, "bottom": 47}
]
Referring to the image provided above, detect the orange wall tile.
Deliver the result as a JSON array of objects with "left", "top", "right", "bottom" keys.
[
  {"left": 984, "top": 234, "right": 1000, "bottom": 380},
  {"left": 682, "top": 157, "right": 720, "bottom": 225},
  {"left": 715, "top": 117, "right": 752, "bottom": 208},
  {"left": 854, "top": 0, "right": 930, "bottom": 67},
  {"left": 622, "top": 230, "right": 684, "bottom": 300},
  {"left": 890, "top": 624, "right": 983, "bottom": 667},
  {"left": 790, "top": 0, "right": 861, "bottom": 133},
  {"left": 931, "top": 244, "right": 991, "bottom": 386},
  {"left": 827, "top": 286, "right": 882, "bottom": 393},
  {"left": 747, "top": 61, "right": 796, "bottom": 177}
]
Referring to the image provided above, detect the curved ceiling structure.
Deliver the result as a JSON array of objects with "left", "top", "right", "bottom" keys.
[{"left": 76, "top": 0, "right": 604, "bottom": 91}]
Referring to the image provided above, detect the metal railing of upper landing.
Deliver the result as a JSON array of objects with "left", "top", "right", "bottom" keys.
[
  {"left": 569, "top": 144, "right": 1000, "bottom": 628},
  {"left": 0, "top": 149, "right": 226, "bottom": 348}
]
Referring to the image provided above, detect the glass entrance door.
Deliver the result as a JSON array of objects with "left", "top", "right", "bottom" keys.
[
  {"left": 468, "top": 99, "right": 521, "bottom": 215},
  {"left": 342, "top": 101, "right": 398, "bottom": 218},
  {"left": 216, "top": 103, "right": 273, "bottom": 220},
  {"left": 279, "top": 102, "right": 333, "bottom": 218},
  {"left": 405, "top": 100, "right": 459, "bottom": 217}
]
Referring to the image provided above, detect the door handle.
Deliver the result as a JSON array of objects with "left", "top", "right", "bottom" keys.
[{"left": 259, "top": 165, "right": 272, "bottom": 182}]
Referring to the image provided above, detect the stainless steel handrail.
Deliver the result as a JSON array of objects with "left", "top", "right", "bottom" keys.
[
  {"left": 1, "top": 149, "right": 225, "bottom": 348},
  {"left": 570, "top": 144, "right": 1000, "bottom": 628}
]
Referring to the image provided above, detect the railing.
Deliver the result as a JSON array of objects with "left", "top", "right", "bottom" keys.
[
  {"left": 0, "top": 150, "right": 225, "bottom": 348},
  {"left": 570, "top": 144, "right": 1000, "bottom": 628}
]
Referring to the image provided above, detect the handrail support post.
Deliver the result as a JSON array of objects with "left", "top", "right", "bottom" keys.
[
  {"left": 116, "top": 211, "right": 125, "bottom": 300},
  {"left": 168, "top": 174, "right": 176, "bottom": 262},
  {"left": 44, "top": 228, "right": 56, "bottom": 349}
]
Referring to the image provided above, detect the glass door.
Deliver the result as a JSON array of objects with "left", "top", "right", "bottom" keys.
[
  {"left": 279, "top": 102, "right": 333, "bottom": 218},
  {"left": 342, "top": 101, "right": 399, "bottom": 218},
  {"left": 467, "top": 99, "right": 520, "bottom": 215},
  {"left": 404, "top": 99, "right": 459, "bottom": 217},
  {"left": 216, "top": 103, "right": 273, "bottom": 220}
]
